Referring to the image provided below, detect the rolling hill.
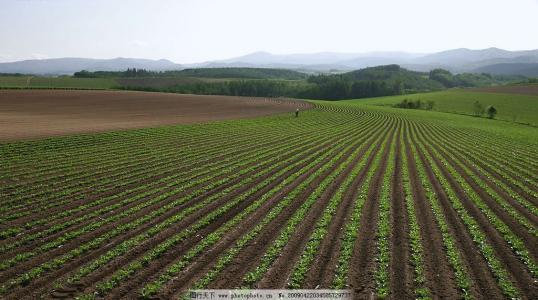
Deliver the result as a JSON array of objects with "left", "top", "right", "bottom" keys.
[
  {"left": 0, "top": 58, "right": 180, "bottom": 75},
  {"left": 3, "top": 48, "right": 538, "bottom": 75}
]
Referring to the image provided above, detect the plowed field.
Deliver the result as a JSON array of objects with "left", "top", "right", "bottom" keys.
[
  {"left": 0, "top": 90, "right": 309, "bottom": 140},
  {"left": 0, "top": 97, "right": 536, "bottom": 299}
]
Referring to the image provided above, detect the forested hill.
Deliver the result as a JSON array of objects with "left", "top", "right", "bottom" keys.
[
  {"left": 74, "top": 67, "right": 307, "bottom": 80},
  {"left": 173, "top": 68, "right": 308, "bottom": 79},
  {"left": 305, "top": 64, "right": 443, "bottom": 99},
  {"left": 66, "top": 65, "right": 528, "bottom": 100},
  {"left": 342, "top": 64, "right": 444, "bottom": 92},
  {"left": 303, "top": 65, "right": 524, "bottom": 99}
]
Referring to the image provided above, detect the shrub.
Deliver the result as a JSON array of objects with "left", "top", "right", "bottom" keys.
[{"left": 486, "top": 105, "right": 497, "bottom": 119}]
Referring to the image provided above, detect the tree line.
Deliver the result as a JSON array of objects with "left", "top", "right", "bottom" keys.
[{"left": 76, "top": 65, "right": 527, "bottom": 101}]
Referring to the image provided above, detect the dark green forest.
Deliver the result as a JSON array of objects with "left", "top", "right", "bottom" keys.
[
  {"left": 79, "top": 65, "right": 527, "bottom": 100},
  {"left": 74, "top": 68, "right": 307, "bottom": 80}
]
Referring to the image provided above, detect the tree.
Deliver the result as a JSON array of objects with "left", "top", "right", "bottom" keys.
[
  {"left": 473, "top": 101, "right": 484, "bottom": 116},
  {"left": 486, "top": 105, "right": 497, "bottom": 119},
  {"left": 425, "top": 100, "right": 435, "bottom": 110},
  {"left": 429, "top": 68, "right": 455, "bottom": 88}
]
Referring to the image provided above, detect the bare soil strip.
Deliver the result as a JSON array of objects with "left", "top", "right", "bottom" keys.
[
  {"left": 0, "top": 131, "right": 318, "bottom": 262},
  {"left": 403, "top": 127, "right": 460, "bottom": 299},
  {"left": 102, "top": 119, "right": 373, "bottom": 299},
  {"left": 178, "top": 121, "right": 390, "bottom": 294},
  {"left": 388, "top": 127, "right": 413, "bottom": 299},
  {"left": 423, "top": 145, "right": 538, "bottom": 299},
  {"left": 154, "top": 124, "right": 380, "bottom": 299},
  {"left": 255, "top": 125, "right": 394, "bottom": 290},
  {"left": 429, "top": 125, "right": 538, "bottom": 204},
  {"left": 300, "top": 130, "right": 391, "bottom": 289},
  {"left": 412, "top": 131, "right": 504, "bottom": 299},
  {"left": 4, "top": 131, "right": 339, "bottom": 299},
  {"left": 347, "top": 122, "right": 397, "bottom": 299},
  {"left": 429, "top": 139, "right": 538, "bottom": 252},
  {"left": 0, "top": 90, "right": 311, "bottom": 141}
]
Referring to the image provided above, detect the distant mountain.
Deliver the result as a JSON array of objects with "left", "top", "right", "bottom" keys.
[
  {"left": 0, "top": 57, "right": 181, "bottom": 75},
  {"left": 416, "top": 47, "right": 513, "bottom": 65},
  {"left": 216, "top": 51, "right": 361, "bottom": 65},
  {"left": 413, "top": 48, "right": 538, "bottom": 72},
  {"left": 192, "top": 51, "right": 422, "bottom": 71},
  {"left": 192, "top": 48, "right": 538, "bottom": 74},
  {"left": 472, "top": 63, "right": 538, "bottom": 77},
  {"left": 2, "top": 48, "right": 538, "bottom": 76}
]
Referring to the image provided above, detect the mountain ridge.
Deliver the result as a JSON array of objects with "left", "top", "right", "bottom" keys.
[{"left": 1, "top": 48, "right": 538, "bottom": 75}]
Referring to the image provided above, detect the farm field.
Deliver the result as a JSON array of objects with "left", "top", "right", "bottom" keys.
[
  {"left": 0, "top": 96, "right": 537, "bottom": 299},
  {"left": 358, "top": 87, "right": 538, "bottom": 126},
  {"left": 469, "top": 84, "right": 538, "bottom": 96},
  {"left": 0, "top": 76, "right": 117, "bottom": 89},
  {"left": 0, "top": 90, "right": 309, "bottom": 140},
  {"left": 0, "top": 76, "right": 235, "bottom": 90}
]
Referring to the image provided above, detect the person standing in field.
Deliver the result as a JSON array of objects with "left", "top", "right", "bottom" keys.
[{"left": 295, "top": 108, "right": 299, "bottom": 118}]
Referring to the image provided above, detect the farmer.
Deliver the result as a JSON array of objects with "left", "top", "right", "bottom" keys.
[{"left": 295, "top": 108, "right": 299, "bottom": 118}]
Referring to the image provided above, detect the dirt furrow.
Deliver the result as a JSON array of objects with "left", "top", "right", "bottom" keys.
[
  {"left": 428, "top": 137, "right": 538, "bottom": 255},
  {"left": 428, "top": 125, "right": 538, "bottom": 205},
  {"left": 103, "top": 147, "right": 329, "bottom": 300},
  {"left": 256, "top": 127, "right": 395, "bottom": 290},
  {"left": 412, "top": 132, "right": 511, "bottom": 299},
  {"left": 388, "top": 127, "right": 413, "bottom": 299},
  {"left": 346, "top": 122, "right": 397, "bottom": 299},
  {"left": 3, "top": 138, "right": 333, "bottom": 299},
  {"left": 403, "top": 128, "right": 460, "bottom": 299},
  {"left": 421, "top": 142, "right": 538, "bottom": 299},
  {"left": 426, "top": 125, "right": 538, "bottom": 228},
  {"left": 158, "top": 121, "right": 392, "bottom": 298},
  {"left": 0, "top": 131, "right": 320, "bottom": 262},
  {"left": 48, "top": 120, "right": 374, "bottom": 299},
  {"left": 1, "top": 130, "right": 293, "bottom": 232},
  {"left": 201, "top": 121, "right": 392, "bottom": 292}
]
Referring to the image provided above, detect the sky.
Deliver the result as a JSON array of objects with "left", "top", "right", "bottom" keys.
[{"left": 1, "top": 0, "right": 537, "bottom": 63}]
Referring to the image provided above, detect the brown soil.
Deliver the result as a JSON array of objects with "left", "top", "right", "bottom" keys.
[
  {"left": 403, "top": 125, "right": 461, "bottom": 299},
  {"left": 143, "top": 130, "right": 364, "bottom": 299},
  {"left": 0, "top": 129, "right": 307, "bottom": 249},
  {"left": 300, "top": 126, "right": 389, "bottom": 289},
  {"left": 468, "top": 84, "right": 538, "bottom": 96},
  {"left": 419, "top": 138, "right": 538, "bottom": 298},
  {"left": 0, "top": 89, "right": 311, "bottom": 141},
  {"left": 1, "top": 99, "right": 536, "bottom": 300},
  {"left": 97, "top": 129, "right": 358, "bottom": 299},
  {"left": 202, "top": 120, "right": 388, "bottom": 292},
  {"left": 388, "top": 127, "right": 413, "bottom": 299},
  {"left": 255, "top": 123, "right": 393, "bottom": 290},
  {"left": 3, "top": 135, "right": 329, "bottom": 299},
  {"left": 412, "top": 129, "right": 502, "bottom": 299},
  {"left": 428, "top": 135, "right": 538, "bottom": 248},
  {"left": 347, "top": 123, "right": 396, "bottom": 299},
  {"left": 0, "top": 138, "right": 308, "bottom": 271}
]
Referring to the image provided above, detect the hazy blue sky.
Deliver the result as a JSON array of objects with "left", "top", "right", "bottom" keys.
[{"left": 1, "top": 0, "right": 537, "bottom": 63}]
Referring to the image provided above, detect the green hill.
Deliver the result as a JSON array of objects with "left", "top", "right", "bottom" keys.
[
  {"left": 355, "top": 89, "right": 538, "bottom": 126},
  {"left": 174, "top": 68, "right": 308, "bottom": 80},
  {"left": 74, "top": 67, "right": 308, "bottom": 80},
  {"left": 342, "top": 64, "right": 444, "bottom": 92}
]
